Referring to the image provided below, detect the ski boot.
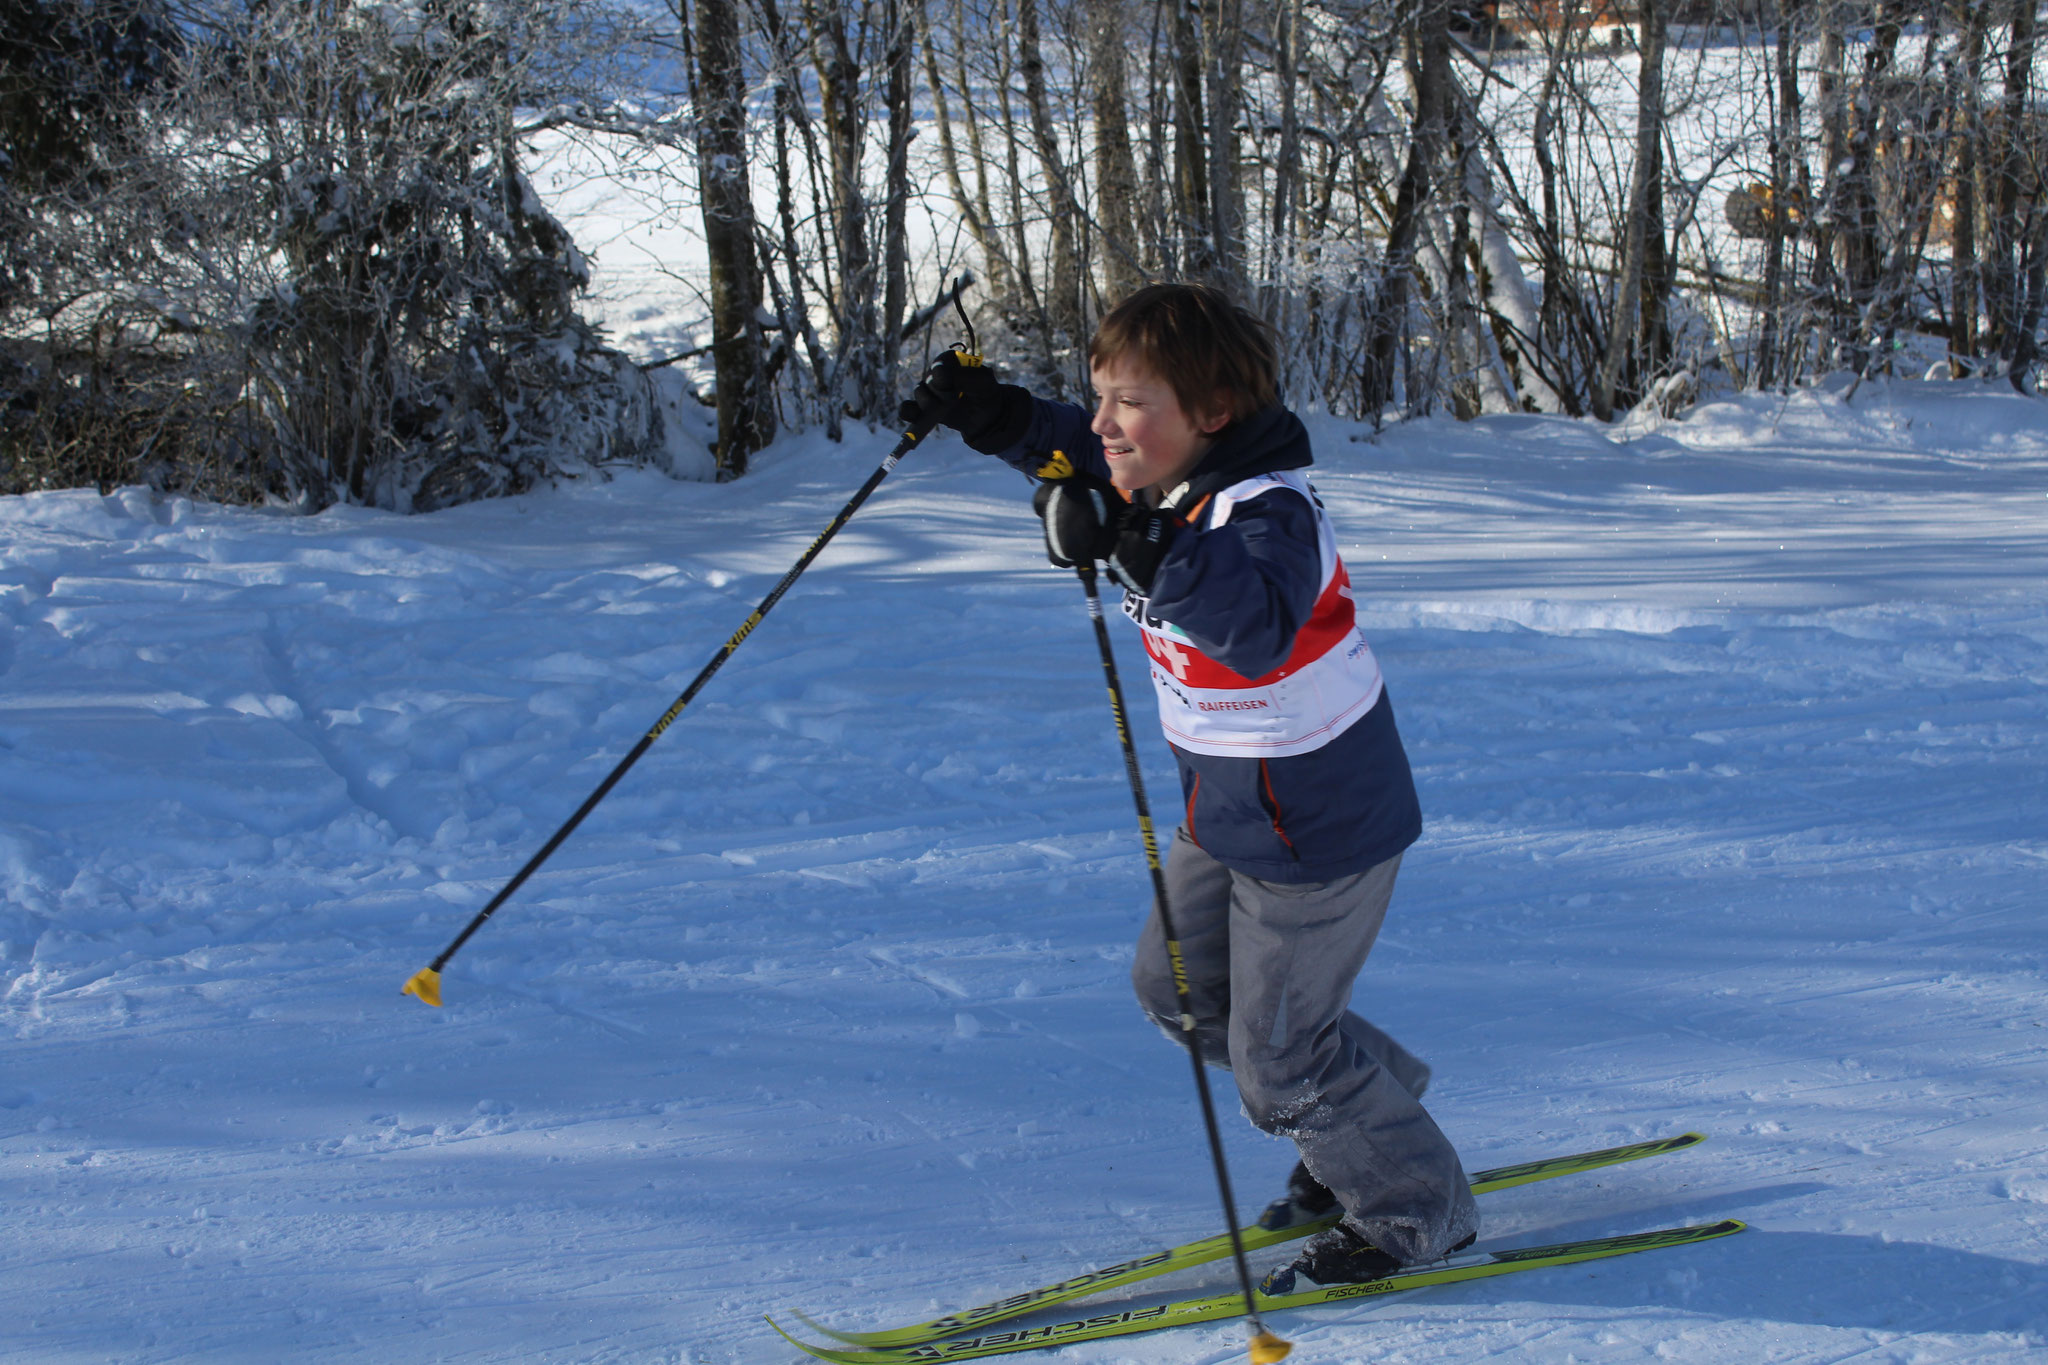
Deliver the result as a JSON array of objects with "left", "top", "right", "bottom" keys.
[
  {"left": 1260, "top": 1225, "right": 1477, "bottom": 1295},
  {"left": 1257, "top": 1160, "right": 1341, "bottom": 1231}
]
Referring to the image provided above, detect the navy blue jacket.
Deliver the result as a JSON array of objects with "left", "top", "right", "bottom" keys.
[{"left": 995, "top": 400, "right": 1422, "bottom": 883}]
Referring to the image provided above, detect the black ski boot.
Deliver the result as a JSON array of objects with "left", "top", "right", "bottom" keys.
[
  {"left": 1259, "top": 1072, "right": 1432, "bottom": 1230},
  {"left": 1258, "top": 1224, "right": 1398, "bottom": 1294},
  {"left": 1256, "top": 1160, "right": 1340, "bottom": 1231},
  {"left": 1259, "top": 1226, "right": 1478, "bottom": 1295}
]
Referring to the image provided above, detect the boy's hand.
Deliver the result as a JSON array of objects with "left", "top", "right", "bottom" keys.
[
  {"left": 900, "top": 351, "right": 1032, "bottom": 453},
  {"left": 1031, "top": 472, "right": 1124, "bottom": 567},
  {"left": 1106, "top": 506, "right": 1183, "bottom": 594}
]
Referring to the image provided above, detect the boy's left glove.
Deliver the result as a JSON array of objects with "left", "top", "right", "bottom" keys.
[
  {"left": 1031, "top": 472, "right": 1123, "bottom": 567},
  {"left": 1030, "top": 467, "right": 1185, "bottom": 591},
  {"left": 1105, "top": 505, "right": 1183, "bottom": 594}
]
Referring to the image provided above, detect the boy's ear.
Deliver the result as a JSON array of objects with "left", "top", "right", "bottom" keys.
[{"left": 1197, "top": 392, "right": 1234, "bottom": 435}]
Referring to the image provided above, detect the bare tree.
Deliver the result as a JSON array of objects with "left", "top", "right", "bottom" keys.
[
  {"left": 1756, "top": 0, "right": 1807, "bottom": 387},
  {"left": 1203, "top": 0, "right": 1248, "bottom": 290},
  {"left": 1362, "top": 0, "right": 1455, "bottom": 417},
  {"left": 689, "top": 0, "right": 776, "bottom": 479},
  {"left": 1087, "top": 0, "right": 1146, "bottom": 299},
  {"left": 1170, "top": 0, "right": 1214, "bottom": 275},
  {"left": 1988, "top": 0, "right": 2041, "bottom": 369},
  {"left": 1016, "top": 0, "right": 1085, "bottom": 342},
  {"left": 1948, "top": 0, "right": 1991, "bottom": 372},
  {"left": 1593, "top": 0, "right": 1667, "bottom": 419},
  {"left": 809, "top": 0, "right": 885, "bottom": 419},
  {"left": 921, "top": 5, "right": 1015, "bottom": 303},
  {"left": 881, "top": 0, "right": 918, "bottom": 382}
]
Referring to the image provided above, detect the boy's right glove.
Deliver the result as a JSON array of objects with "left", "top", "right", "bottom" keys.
[
  {"left": 899, "top": 351, "right": 1033, "bottom": 453},
  {"left": 1031, "top": 471, "right": 1125, "bottom": 568}
]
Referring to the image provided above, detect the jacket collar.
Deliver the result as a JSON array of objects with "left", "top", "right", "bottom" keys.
[{"left": 1160, "top": 405, "right": 1312, "bottom": 510}]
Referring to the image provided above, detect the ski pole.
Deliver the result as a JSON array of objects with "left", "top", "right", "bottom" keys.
[
  {"left": 401, "top": 398, "right": 962, "bottom": 1008},
  {"left": 1070, "top": 561, "right": 1292, "bottom": 1365}
]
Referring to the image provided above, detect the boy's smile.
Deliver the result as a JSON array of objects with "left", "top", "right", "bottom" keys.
[{"left": 1089, "top": 359, "right": 1230, "bottom": 494}]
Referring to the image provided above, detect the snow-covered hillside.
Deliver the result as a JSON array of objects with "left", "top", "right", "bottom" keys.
[{"left": 4, "top": 379, "right": 2046, "bottom": 1362}]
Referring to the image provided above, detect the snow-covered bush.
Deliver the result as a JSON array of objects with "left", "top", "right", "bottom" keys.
[{"left": 0, "top": 0, "right": 666, "bottom": 511}]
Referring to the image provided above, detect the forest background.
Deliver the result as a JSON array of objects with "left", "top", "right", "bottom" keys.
[{"left": 2, "top": 0, "right": 2044, "bottom": 509}]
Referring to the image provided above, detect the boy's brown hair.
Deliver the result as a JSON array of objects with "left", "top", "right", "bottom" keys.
[{"left": 1088, "top": 283, "right": 1278, "bottom": 425}]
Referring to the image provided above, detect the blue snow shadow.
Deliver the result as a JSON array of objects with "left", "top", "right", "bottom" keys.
[
  {"left": 1454, "top": 1183, "right": 2047, "bottom": 1338},
  {"left": 1686, "top": 1229, "right": 2046, "bottom": 1337},
  {"left": 1319, "top": 1217, "right": 2048, "bottom": 1342},
  {"left": 1498, "top": 1229, "right": 2034, "bottom": 1337}
]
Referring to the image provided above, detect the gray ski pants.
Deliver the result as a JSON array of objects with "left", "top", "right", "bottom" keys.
[{"left": 1130, "top": 828, "right": 1479, "bottom": 1264}]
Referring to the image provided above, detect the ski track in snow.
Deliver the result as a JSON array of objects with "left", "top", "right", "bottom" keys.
[{"left": 3, "top": 381, "right": 2047, "bottom": 1363}]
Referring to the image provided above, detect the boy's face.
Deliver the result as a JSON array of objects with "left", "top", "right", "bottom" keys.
[{"left": 1088, "top": 357, "right": 1229, "bottom": 494}]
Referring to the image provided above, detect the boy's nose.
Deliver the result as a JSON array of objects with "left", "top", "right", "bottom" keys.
[{"left": 1090, "top": 404, "right": 1117, "bottom": 437}]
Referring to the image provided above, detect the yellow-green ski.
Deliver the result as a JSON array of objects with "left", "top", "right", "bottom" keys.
[
  {"left": 769, "top": 1218, "right": 1745, "bottom": 1363},
  {"left": 789, "top": 1131, "right": 1707, "bottom": 1351}
]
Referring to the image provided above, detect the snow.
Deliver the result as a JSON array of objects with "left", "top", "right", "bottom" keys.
[{"left": 5, "top": 379, "right": 2048, "bottom": 1363}]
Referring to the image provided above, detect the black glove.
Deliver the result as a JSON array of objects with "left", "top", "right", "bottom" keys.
[
  {"left": 899, "top": 350, "right": 1033, "bottom": 453},
  {"left": 1105, "top": 505, "right": 1184, "bottom": 594},
  {"left": 1031, "top": 470, "right": 1124, "bottom": 568}
]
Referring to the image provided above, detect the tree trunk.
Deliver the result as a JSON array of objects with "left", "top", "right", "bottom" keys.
[
  {"left": 990, "top": 0, "right": 1057, "bottom": 384},
  {"left": 1638, "top": 116, "right": 1671, "bottom": 382},
  {"left": 1444, "top": 112, "right": 1490, "bottom": 418},
  {"left": 1269, "top": 0, "right": 1300, "bottom": 258},
  {"left": 1811, "top": 5, "right": 1848, "bottom": 325},
  {"left": 1592, "top": 0, "right": 1664, "bottom": 421},
  {"left": 1820, "top": 0, "right": 1903, "bottom": 372},
  {"left": 1989, "top": 0, "right": 2040, "bottom": 360},
  {"left": 2010, "top": 209, "right": 2048, "bottom": 384},
  {"left": 1759, "top": 0, "right": 1802, "bottom": 388},
  {"left": 1530, "top": 23, "right": 1572, "bottom": 394},
  {"left": 1263, "top": 0, "right": 1303, "bottom": 361},
  {"left": 950, "top": 0, "right": 1015, "bottom": 301},
  {"left": 1170, "top": 0, "right": 1212, "bottom": 276},
  {"left": 1361, "top": 0, "right": 1452, "bottom": 418},
  {"left": 1087, "top": 0, "right": 1144, "bottom": 300},
  {"left": 757, "top": 0, "right": 839, "bottom": 438},
  {"left": 1467, "top": 137, "right": 1565, "bottom": 413},
  {"left": 1203, "top": 0, "right": 1245, "bottom": 290},
  {"left": 881, "top": 0, "right": 914, "bottom": 385},
  {"left": 809, "top": 0, "right": 881, "bottom": 419},
  {"left": 1140, "top": 0, "right": 1177, "bottom": 271},
  {"left": 694, "top": 0, "right": 773, "bottom": 478},
  {"left": 1016, "top": 0, "right": 1082, "bottom": 340},
  {"left": 923, "top": 5, "right": 1011, "bottom": 300},
  {"left": 1951, "top": 0, "right": 1989, "bottom": 372}
]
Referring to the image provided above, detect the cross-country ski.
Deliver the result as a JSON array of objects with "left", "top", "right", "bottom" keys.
[
  {"left": 770, "top": 1220, "right": 1749, "bottom": 1364},
  {"left": 796, "top": 1132, "right": 1708, "bottom": 1350}
]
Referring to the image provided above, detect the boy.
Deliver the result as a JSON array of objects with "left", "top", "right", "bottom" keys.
[{"left": 905, "top": 283, "right": 1477, "bottom": 1286}]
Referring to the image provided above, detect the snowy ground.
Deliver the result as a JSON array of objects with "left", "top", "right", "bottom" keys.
[{"left": 5, "top": 378, "right": 2047, "bottom": 1363}]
